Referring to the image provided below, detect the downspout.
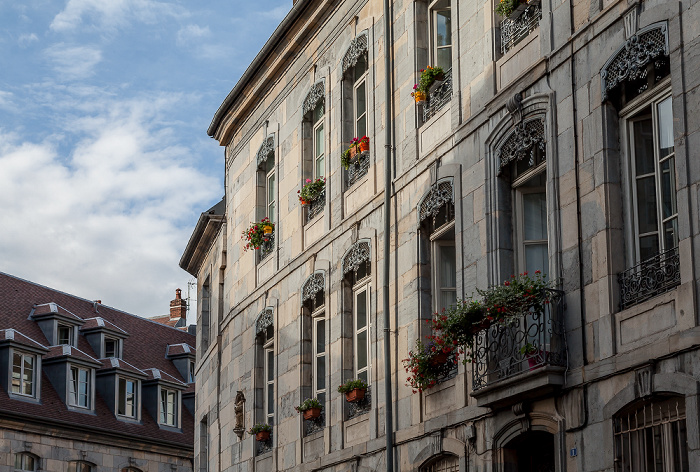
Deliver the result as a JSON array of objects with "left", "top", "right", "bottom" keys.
[
  {"left": 217, "top": 334, "right": 223, "bottom": 472},
  {"left": 382, "top": 0, "right": 395, "bottom": 469}
]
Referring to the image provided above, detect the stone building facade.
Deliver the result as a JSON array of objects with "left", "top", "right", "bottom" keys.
[{"left": 182, "top": 0, "right": 700, "bottom": 470}]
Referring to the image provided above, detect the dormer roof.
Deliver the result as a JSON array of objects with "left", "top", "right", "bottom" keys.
[
  {"left": 97, "top": 358, "right": 148, "bottom": 379},
  {"left": 166, "top": 343, "right": 196, "bottom": 359},
  {"left": 80, "top": 317, "right": 129, "bottom": 338},
  {"left": 0, "top": 329, "right": 49, "bottom": 353},
  {"left": 142, "top": 368, "right": 188, "bottom": 389},
  {"left": 30, "top": 302, "right": 85, "bottom": 325},
  {"left": 44, "top": 345, "right": 101, "bottom": 367}
]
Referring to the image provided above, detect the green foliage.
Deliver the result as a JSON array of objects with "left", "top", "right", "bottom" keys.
[
  {"left": 495, "top": 0, "right": 522, "bottom": 17},
  {"left": 416, "top": 66, "right": 445, "bottom": 94},
  {"left": 298, "top": 178, "right": 325, "bottom": 203},
  {"left": 337, "top": 379, "right": 368, "bottom": 394},
  {"left": 242, "top": 218, "right": 274, "bottom": 252},
  {"left": 295, "top": 398, "right": 323, "bottom": 412},
  {"left": 247, "top": 423, "right": 272, "bottom": 434},
  {"left": 402, "top": 339, "right": 458, "bottom": 393}
]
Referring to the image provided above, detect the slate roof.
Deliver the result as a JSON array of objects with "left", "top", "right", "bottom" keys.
[{"left": 0, "top": 272, "right": 195, "bottom": 448}]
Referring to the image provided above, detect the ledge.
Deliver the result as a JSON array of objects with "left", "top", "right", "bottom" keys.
[{"left": 470, "top": 365, "right": 566, "bottom": 409}]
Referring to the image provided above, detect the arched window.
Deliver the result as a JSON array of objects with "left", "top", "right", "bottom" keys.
[
  {"left": 502, "top": 431, "right": 555, "bottom": 472},
  {"left": 302, "top": 81, "right": 326, "bottom": 222},
  {"left": 301, "top": 271, "right": 326, "bottom": 434},
  {"left": 613, "top": 396, "right": 689, "bottom": 472},
  {"left": 255, "top": 307, "right": 275, "bottom": 426},
  {"left": 121, "top": 468, "right": 143, "bottom": 472},
  {"left": 67, "top": 461, "right": 93, "bottom": 472},
  {"left": 14, "top": 453, "right": 37, "bottom": 472},
  {"left": 421, "top": 454, "right": 459, "bottom": 472},
  {"left": 256, "top": 135, "right": 276, "bottom": 261},
  {"left": 342, "top": 33, "right": 370, "bottom": 188},
  {"left": 343, "top": 241, "right": 371, "bottom": 385}
]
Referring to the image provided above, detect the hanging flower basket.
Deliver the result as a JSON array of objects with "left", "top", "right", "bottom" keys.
[
  {"left": 263, "top": 225, "right": 273, "bottom": 234},
  {"left": 242, "top": 218, "right": 274, "bottom": 252},
  {"left": 412, "top": 90, "right": 426, "bottom": 103},
  {"left": 298, "top": 178, "right": 325, "bottom": 205}
]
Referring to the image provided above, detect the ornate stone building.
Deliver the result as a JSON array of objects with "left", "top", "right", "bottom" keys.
[{"left": 182, "top": 0, "right": 700, "bottom": 470}]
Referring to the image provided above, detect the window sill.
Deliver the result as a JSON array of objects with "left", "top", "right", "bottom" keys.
[{"left": 8, "top": 393, "right": 41, "bottom": 404}]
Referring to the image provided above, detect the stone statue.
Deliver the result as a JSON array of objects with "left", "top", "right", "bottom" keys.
[{"left": 233, "top": 391, "right": 246, "bottom": 440}]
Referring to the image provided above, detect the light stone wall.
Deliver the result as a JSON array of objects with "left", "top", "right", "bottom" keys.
[{"left": 191, "top": 0, "right": 700, "bottom": 470}]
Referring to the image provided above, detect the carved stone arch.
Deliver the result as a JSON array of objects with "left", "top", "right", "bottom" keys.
[
  {"left": 301, "top": 271, "right": 326, "bottom": 305},
  {"left": 600, "top": 21, "right": 669, "bottom": 101},
  {"left": 409, "top": 434, "right": 465, "bottom": 471},
  {"left": 15, "top": 451, "right": 40, "bottom": 471},
  {"left": 418, "top": 177, "right": 454, "bottom": 227},
  {"left": 493, "top": 414, "right": 562, "bottom": 472},
  {"left": 255, "top": 307, "right": 274, "bottom": 335},
  {"left": 256, "top": 134, "right": 275, "bottom": 169},
  {"left": 341, "top": 31, "right": 369, "bottom": 74},
  {"left": 342, "top": 239, "right": 371, "bottom": 276},
  {"left": 302, "top": 79, "right": 326, "bottom": 117}
]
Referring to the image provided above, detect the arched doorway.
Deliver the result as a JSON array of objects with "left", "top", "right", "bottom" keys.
[{"left": 502, "top": 430, "right": 555, "bottom": 472}]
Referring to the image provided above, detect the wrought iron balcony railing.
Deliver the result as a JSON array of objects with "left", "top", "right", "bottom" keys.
[
  {"left": 501, "top": 1, "right": 542, "bottom": 55},
  {"left": 423, "top": 68, "right": 453, "bottom": 122},
  {"left": 618, "top": 247, "right": 680, "bottom": 311},
  {"left": 347, "top": 151, "right": 370, "bottom": 188},
  {"left": 472, "top": 289, "right": 566, "bottom": 391},
  {"left": 258, "top": 229, "right": 274, "bottom": 262},
  {"left": 306, "top": 188, "right": 325, "bottom": 222},
  {"left": 347, "top": 385, "right": 371, "bottom": 419}
]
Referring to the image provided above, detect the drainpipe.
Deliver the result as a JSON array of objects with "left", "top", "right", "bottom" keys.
[{"left": 382, "top": 0, "right": 395, "bottom": 469}]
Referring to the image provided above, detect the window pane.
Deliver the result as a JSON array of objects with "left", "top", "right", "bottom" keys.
[
  {"left": 316, "top": 319, "right": 325, "bottom": 354},
  {"left": 267, "top": 384, "right": 274, "bottom": 415},
  {"left": 435, "top": 10, "right": 451, "bottom": 47},
  {"left": 440, "top": 290, "right": 457, "bottom": 313},
  {"left": 12, "top": 353, "right": 21, "bottom": 393},
  {"left": 58, "top": 325, "right": 71, "bottom": 345},
  {"left": 265, "top": 153, "right": 274, "bottom": 173},
  {"left": 316, "top": 155, "right": 325, "bottom": 180},
  {"left": 267, "top": 350, "right": 274, "bottom": 381},
  {"left": 25, "top": 456, "right": 34, "bottom": 470},
  {"left": 126, "top": 380, "right": 136, "bottom": 417},
  {"left": 357, "top": 330, "right": 367, "bottom": 372},
  {"left": 358, "top": 370, "right": 368, "bottom": 384},
  {"left": 525, "top": 243, "right": 548, "bottom": 276},
  {"left": 657, "top": 96, "right": 674, "bottom": 159},
  {"left": 268, "top": 202, "right": 275, "bottom": 224},
  {"left": 437, "top": 47, "right": 452, "bottom": 72},
  {"left": 353, "top": 54, "right": 367, "bottom": 82},
  {"left": 639, "top": 234, "right": 659, "bottom": 262},
  {"left": 268, "top": 174, "right": 275, "bottom": 203},
  {"left": 356, "top": 290, "right": 367, "bottom": 329},
  {"left": 105, "top": 339, "right": 116, "bottom": 358},
  {"left": 118, "top": 378, "right": 126, "bottom": 415},
  {"left": 633, "top": 118, "right": 655, "bottom": 175},
  {"left": 356, "top": 114, "right": 367, "bottom": 139},
  {"left": 636, "top": 176, "right": 658, "bottom": 234},
  {"left": 70, "top": 367, "right": 77, "bottom": 404},
  {"left": 315, "top": 124, "right": 324, "bottom": 158},
  {"left": 661, "top": 157, "right": 677, "bottom": 220},
  {"left": 664, "top": 218, "right": 678, "bottom": 251},
  {"left": 438, "top": 244, "right": 456, "bottom": 288},
  {"left": 316, "top": 355, "right": 326, "bottom": 391},
  {"left": 15, "top": 453, "right": 21, "bottom": 469},
  {"left": 160, "top": 390, "right": 166, "bottom": 423},
  {"left": 23, "top": 356, "right": 33, "bottom": 395},
  {"left": 523, "top": 192, "right": 547, "bottom": 240}
]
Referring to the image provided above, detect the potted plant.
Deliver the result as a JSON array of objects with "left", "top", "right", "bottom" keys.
[
  {"left": 520, "top": 343, "right": 541, "bottom": 370},
  {"left": 337, "top": 379, "right": 368, "bottom": 402},
  {"left": 242, "top": 218, "right": 274, "bottom": 252},
  {"left": 412, "top": 85, "right": 427, "bottom": 103},
  {"left": 495, "top": 0, "right": 528, "bottom": 18},
  {"left": 341, "top": 136, "right": 370, "bottom": 169},
  {"left": 402, "top": 339, "right": 458, "bottom": 393},
  {"left": 478, "top": 271, "right": 553, "bottom": 324},
  {"left": 248, "top": 423, "right": 272, "bottom": 441},
  {"left": 295, "top": 398, "right": 323, "bottom": 420},
  {"left": 298, "top": 178, "right": 325, "bottom": 205},
  {"left": 355, "top": 136, "right": 370, "bottom": 153}
]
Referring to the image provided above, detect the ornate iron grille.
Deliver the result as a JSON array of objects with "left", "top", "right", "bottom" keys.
[
  {"left": 255, "top": 308, "right": 274, "bottom": 335},
  {"left": 618, "top": 247, "right": 680, "bottom": 311},
  {"left": 301, "top": 272, "right": 325, "bottom": 304},
  {"left": 342, "top": 240, "right": 371, "bottom": 276},
  {"left": 306, "top": 188, "right": 325, "bottom": 222},
  {"left": 419, "top": 180, "right": 454, "bottom": 227},
  {"left": 613, "top": 398, "right": 688, "bottom": 472},
  {"left": 304, "top": 412, "right": 325, "bottom": 436},
  {"left": 496, "top": 117, "right": 546, "bottom": 174},
  {"left": 472, "top": 289, "right": 566, "bottom": 391},
  {"left": 256, "top": 434, "right": 273, "bottom": 456},
  {"left": 258, "top": 229, "right": 275, "bottom": 262},
  {"left": 347, "top": 151, "right": 370, "bottom": 187},
  {"left": 421, "top": 455, "right": 460, "bottom": 472},
  {"left": 347, "top": 386, "right": 371, "bottom": 419},
  {"left": 500, "top": 3, "right": 542, "bottom": 55},
  {"left": 423, "top": 68, "right": 453, "bottom": 122}
]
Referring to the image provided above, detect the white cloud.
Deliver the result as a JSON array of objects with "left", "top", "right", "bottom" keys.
[
  {"left": 50, "top": 0, "right": 187, "bottom": 34},
  {"left": 0, "top": 94, "right": 220, "bottom": 318},
  {"left": 18, "top": 33, "right": 39, "bottom": 48},
  {"left": 177, "top": 24, "right": 211, "bottom": 46},
  {"left": 44, "top": 43, "right": 102, "bottom": 80}
]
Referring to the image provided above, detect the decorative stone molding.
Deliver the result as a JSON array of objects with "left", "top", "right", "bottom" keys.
[
  {"left": 301, "top": 272, "right": 325, "bottom": 304},
  {"left": 342, "top": 32, "right": 368, "bottom": 74},
  {"left": 302, "top": 80, "right": 325, "bottom": 116},
  {"left": 256, "top": 134, "right": 275, "bottom": 169},
  {"left": 506, "top": 92, "right": 523, "bottom": 124},
  {"left": 635, "top": 364, "right": 654, "bottom": 398},
  {"left": 419, "top": 179, "right": 454, "bottom": 224},
  {"left": 601, "top": 22, "right": 669, "bottom": 101},
  {"left": 342, "top": 240, "right": 371, "bottom": 275},
  {"left": 255, "top": 307, "right": 273, "bottom": 335},
  {"left": 496, "top": 117, "right": 546, "bottom": 174}
]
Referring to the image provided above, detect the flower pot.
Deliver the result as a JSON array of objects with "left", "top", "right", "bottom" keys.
[
  {"left": 255, "top": 431, "right": 270, "bottom": 441},
  {"left": 302, "top": 407, "right": 322, "bottom": 420},
  {"left": 358, "top": 141, "right": 369, "bottom": 153},
  {"left": 429, "top": 352, "right": 448, "bottom": 366},
  {"left": 345, "top": 388, "right": 366, "bottom": 403},
  {"left": 348, "top": 145, "right": 358, "bottom": 159},
  {"left": 300, "top": 199, "right": 309, "bottom": 206},
  {"left": 434, "top": 71, "right": 445, "bottom": 82},
  {"left": 263, "top": 225, "right": 273, "bottom": 234},
  {"left": 414, "top": 91, "right": 426, "bottom": 103}
]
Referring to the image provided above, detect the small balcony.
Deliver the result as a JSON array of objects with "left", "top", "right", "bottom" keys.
[
  {"left": 618, "top": 247, "right": 680, "bottom": 311},
  {"left": 470, "top": 289, "right": 567, "bottom": 407},
  {"left": 258, "top": 229, "right": 274, "bottom": 262},
  {"left": 500, "top": 0, "right": 542, "bottom": 55},
  {"left": 423, "top": 68, "right": 453, "bottom": 123},
  {"left": 347, "top": 151, "right": 370, "bottom": 188},
  {"left": 306, "top": 188, "right": 325, "bottom": 223}
]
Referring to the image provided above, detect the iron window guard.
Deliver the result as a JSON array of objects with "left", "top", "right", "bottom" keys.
[
  {"left": 256, "top": 433, "right": 273, "bottom": 455},
  {"left": 471, "top": 289, "right": 566, "bottom": 391},
  {"left": 347, "top": 385, "right": 371, "bottom": 419},
  {"left": 347, "top": 151, "right": 370, "bottom": 188},
  {"left": 618, "top": 246, "right": 680, "bottom": 311},
  {"left": 423, "top": 68, "right": 453, "bottom": 123},
  {"left": 500, "top": 2, "right": 542, "bottom": 55},
  {"left": 306, "top": 188, "right": 326, "bottom": 222},
  {"left": 304, "top": 411, "right": 325, "bottom": 436},
  {"left": 258, "top": 229, "right": 275, "bottom": 262}
]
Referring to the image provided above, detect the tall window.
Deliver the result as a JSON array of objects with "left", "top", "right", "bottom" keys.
[
  {"left": 117, "top": 376, "right": 138, "bottom": 418},
  {"left": 264, "top": 152, "right": 276, "bottom": 223},
  {"left": 189, "top": 360, "right": 196, "bottom": 383},
  {"left": 256, "top": 308, "right": 275, "bottom": 426},
  {"left": 159, "top": 388, "right": 178, "bottom": 427},
  {"left": 512, "top": 157, "right": 547, "bottom": 275},
  {"left": 14, "top": 453, "right": 37, "bottom": 471},
  {"left": 67, "top": 462, "right": 92, "bottom": 472},
  {"left": 614, "top": 397, "right": 689, "bottom": 472},
  {"left": 430, "top": 0, "right": 451, "bottom": 70},
  {"left": 625, "top": 91, "right": 677, "bottom": 263},
  {"left": 201, "top": 277, "right": 211, "bottom": 352},
  {"left": 353, "top": 56, "right": 368, "bottom": 140},
  {"left": 199, "top": 416, "right": 209, "bottom": 472},
  {"left": 57, "top": 324, "right": 73, "bottom": 345},
  {"left": 343, "top": 243, "right": 372, "bottom": 385},
  {"left": 11, "top": 351, "right": 35, "bottom": 397},
  {"left": 313, "top": 102, "right": 325, "bottom": 180},
  {"left": 69, "top": 366, "right": 90, "bottom": 408}
]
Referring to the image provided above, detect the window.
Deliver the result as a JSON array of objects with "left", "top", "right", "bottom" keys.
[
  {"left": 67, "top": 462, "right": 92, "bottom": 472},
  {"left": 624, "top": 91, "right": 677, "bottom": 263},
  {"left": 352, "top": 54, "right": 368, "bottom": 140},
  {"left": 104, "top": 337, "right": 119, "bottom": 358},
  {"left": 159, "top": 388, "right": 178, "bottom": 426},
  {"left": 429, "top": 0, "right": 452, "bottom": 71},
  {"left": 189, "top": 360, "right": 196, "bottom": 383},
  {"left": 201, "top": 277, "right": 211, "bottom": 352},
  {"left": 264, "top": 342, "right": 274, "bottom": 425},
  {"left": 421, "top": 454, "right": 459, "bottom": 472},
  {"left": 199, "top": 416, "right": 209, "bottom": 472},
  {"left": 69, "top": 366, "right": 90, "bottom": 408},
  {"left": 513, "top": 163, "right": 547, "bottom": 275},
  {"left": 313, "top": 102, "right": 325, "bottom": 180},
  {"left": 11, "top": 351, "right": 36, "bottom": 397},
  {"left": 14, "top": 453, "right": 37, "bottom": 471},
  {"left": 348, "top": 258, "right": 371, "bottom": 385},
  {"left": 313, "top": 313, "right": 326, "bottom": 408},
  {"left": 265, "top": 152, "right": 276, "bottom": 223},
  {"left": 117, "top": 377, "right": 138, "bottom": 418},
  {"left": 57, "top": 324, "right": 73, "bottom": 345},
  {"left": 614, "top": 397, "right": 689, "bottom": 472}
]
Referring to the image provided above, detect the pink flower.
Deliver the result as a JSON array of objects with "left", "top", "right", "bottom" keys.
[{"left": 306, "top": 179, "right": 312, "bottom": 183}]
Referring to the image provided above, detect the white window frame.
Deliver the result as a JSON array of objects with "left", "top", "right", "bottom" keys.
[
  {"left": 57, "top": 324, "right": 74, "bottom": 346},
  {"left": 620, "top": 82, "right": 677, "bottom": 265},
  {"left": 189, "top": 360, "right": 196, "bottom": 384},
  {"left": 117, "top": 376, "right": 139, "bottom": 419},
  {"left": 353, "top": 277, "right": 371, "bottom": 385},
  {"left": 312, "top": 306, "right": 326, "bottom": 405},
  {"left": 14, "top": 452, "right": 37, "bottom": 472},
  {"left": 353, "top": 71, "right": 368, "bottom": 139},
  {"left": 266, "top": 161, "right": 276, "bottom": 224},
  {"left": 512, "top": 163, "right": 548, "bottom": 275},
  {"left": 104, "top": 336, "right": 120, "bottom": 358},
  {"left": 429, "top": 0, "right": 452, "bottom": 71},
  {"left": 313, "top": 109, "right": 325, "bottom": 180},
  {"left": 159, "top": 387, "right": 179, "bottom": 427},
  {"left": 430, "top": 222, "right": 457, "bottom": 313},
  {"left": 11, "top": 350, "right": 37, "bottom": 398},
  {"left": 68, "top": 365, "right": 91, "bottom": 409},
  {"left": 264, "top": 338, "right": 275, "bottom": 425}
]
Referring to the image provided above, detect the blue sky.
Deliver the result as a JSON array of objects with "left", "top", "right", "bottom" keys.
[{"left": 0, "top": 0, "right": 289, "bottom": 320}]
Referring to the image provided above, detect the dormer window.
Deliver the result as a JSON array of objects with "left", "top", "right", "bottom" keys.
[
  {"left": 104, "top": 337, "right": 119, "bottom": 358},
  {"left": 117, "top": 376, "right": 139, "bottom": 419},
  {"left": 189, "top": 361, "right": 195, "bottom": 383},
  {"left": 68, "top": 366, "right": 91, "bottom": 409},
  {"left": 12, "top": 351, "right": 36, "bottom": 397},
  {"left": 160, "top": 388, "right": 179, "bottom": 427},
  {"left": 58, "top": 324, "right": 73, "bottom": 346}
]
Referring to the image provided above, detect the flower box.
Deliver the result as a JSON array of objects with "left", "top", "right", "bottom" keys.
[
  {"left": 255, "top": 431, "right": 270, "bottom": 441},
  {"left": 345, "top": 388, "right": 366, "bottom": 403},
  {"left": 303, "top": 407, "right": 322, "bottom": 420},
  {"left": 429, "top": 352, "right": 449, "bottom": 367}
]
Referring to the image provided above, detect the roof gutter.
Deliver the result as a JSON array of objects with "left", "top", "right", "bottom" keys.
[{"left": 207, "top": 0, "right": 312, "bottom": 140}]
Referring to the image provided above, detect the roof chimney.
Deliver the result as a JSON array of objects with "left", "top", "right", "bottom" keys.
[{"left": 170, "top": 288, "right": 187, "bottom": 321}]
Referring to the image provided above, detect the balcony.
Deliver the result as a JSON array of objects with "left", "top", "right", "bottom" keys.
[
  {"left": 306, "top": 188, "right": 325, "bottom": 223},
  {"left": 258, "top": 229, "right": 274, "bottom": 262},
  {"left": 423, "top": 68, "right": 453, "bottom": 123},
  {"left": 347, "top": 150, "right": 370, "bottom": 188},
  {"left": 501, "top": 0, "right": 542, "bottom": 55},
  {"left": 470, "top": 289, "right": 566, "bottom": 407},
  {"left": 618, "top": 247, "right": 680, "bottom": 311}
]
